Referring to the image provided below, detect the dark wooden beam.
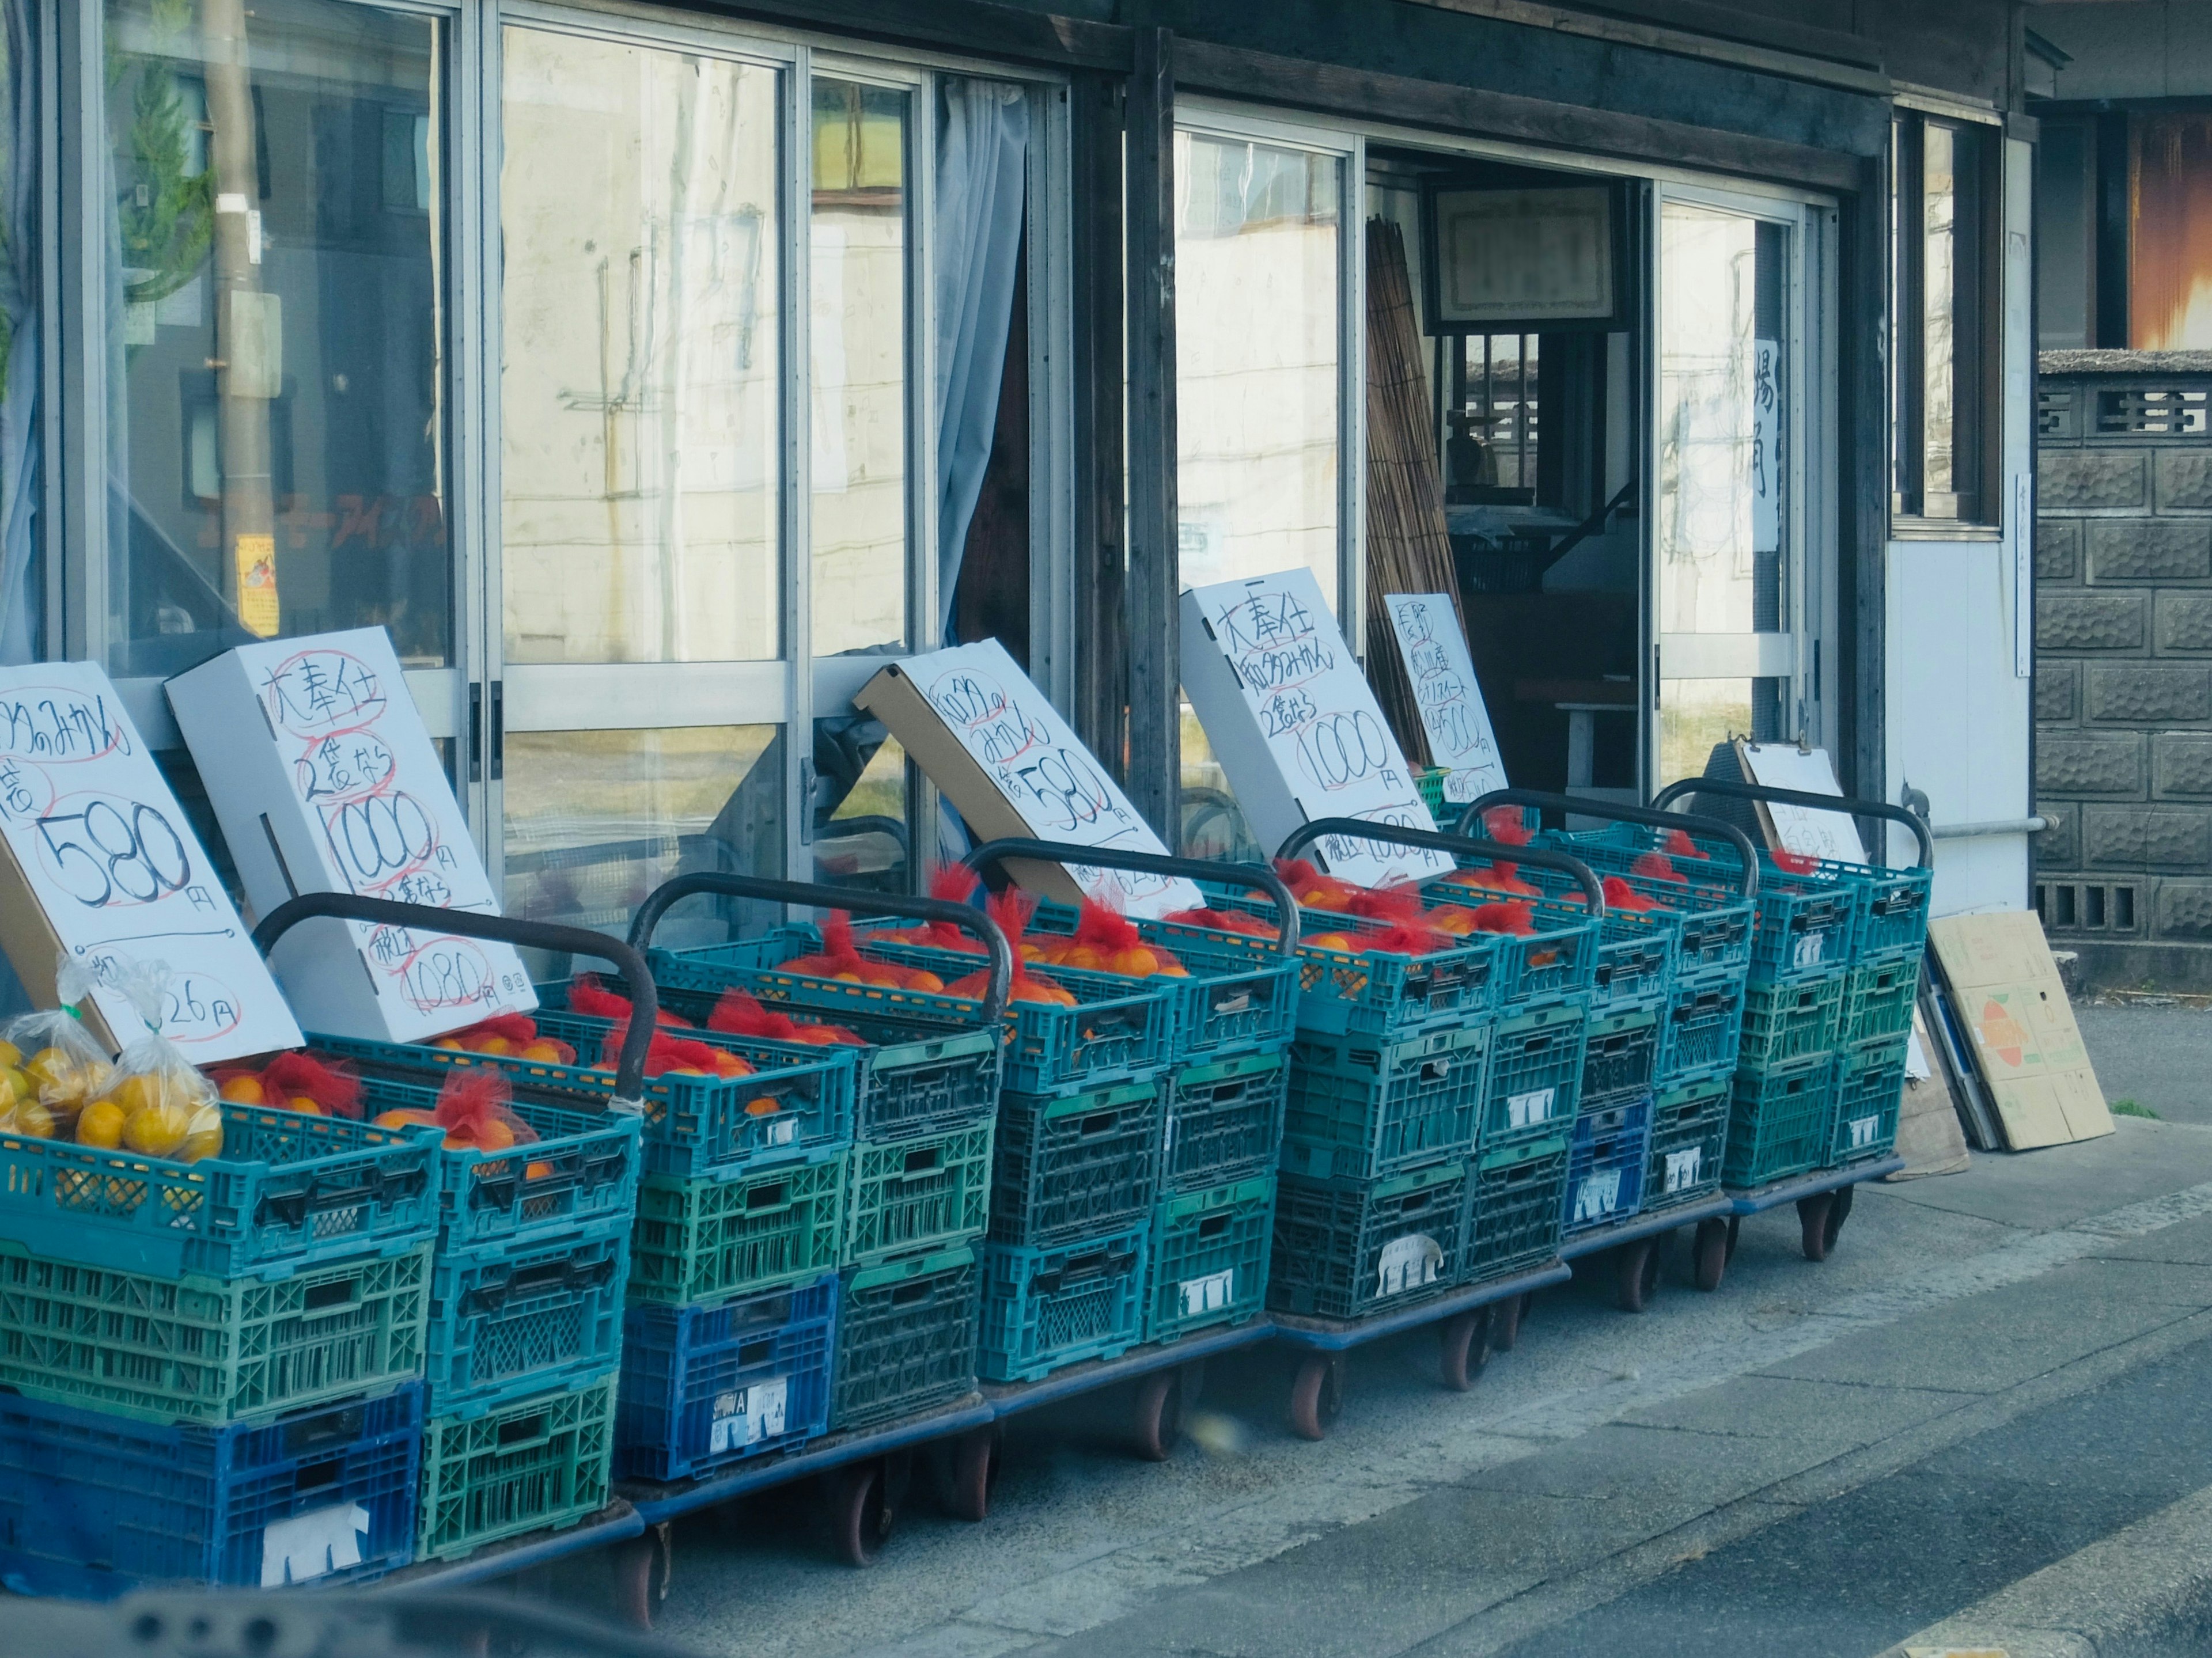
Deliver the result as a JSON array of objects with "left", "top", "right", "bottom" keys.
[
  {"left": 1123, "top": 26, "right": 1180, "bottom": 840},
  {"left": 1838, "top": 156, "right": 1888, "bottom": 807},
  {"left": 682, "top": 0, "right": 1130, "bottom": 72},
  {"left": 1070, "top": 73, "right": 1130, "bottom": 783},
  {"left": 1173, "top": 38, "right": 1870, "bottom": 194}
]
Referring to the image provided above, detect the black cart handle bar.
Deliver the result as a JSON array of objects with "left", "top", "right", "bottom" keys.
[
  {"left": 251, "top": 894, "right": 660, "bottom": 1110},
  {"left": 1276, "top": 818, "right": 1605, "bottom": 915},
  {"left": 628, "top": 872, "right": 1013, "bottom": 1027},
  {"left": 1457, "top": 789, "right": 1760, "bottom": 900},
  {"left": 1648, "top": 776, "right": 1933, "bottom": 872},
  {"left": 960, "top": 839, "right": 1302, "bottom": 956}
]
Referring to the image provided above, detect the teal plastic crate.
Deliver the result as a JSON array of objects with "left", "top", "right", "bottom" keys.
[
  {"left": 1544, "top": 831, "right": 1754, "bottom": 982},
  {"left": 1280, "top": 1022, "right": 1488, "bottom": 1181},
  {"left": 1581, "top": 1007, "right": 1658, "bottom": 1106},
  {"left": 1724, "top": 1053, "right": 1836, "bottom": 1188},
  {"left": 990, "top": 1080, "right": 1162, "bottom": 1249},
  {"left": 628, "top": 1155, "right": 844, "bottom": 1307},
  {"left": 1646, "top": 1075, "right": 1729, "bottom": 1210},
  {"left": 1738, "top": 973, "right": 1846, "bottom": 1071},
  {"left": 1162, "top": 1050, "right": 1290, "bottom": 1193},
  {"left": 416, "top": 1374, "right": 615, "bottom": 1562},
  {"left": 1479, "top": 1001, "right": 1588, "bottom": 1147},
  {"left": 1831, "top": 1035, "right": 1908, "bottom": 1165},
  {"left": 1841, "top": 955, "right": 1920, "bottom": 1046},
  {"left": 1656, "top": 976, "right": 1747, "bottom": 1088},
  {"left": 424, "top": 1219, "right": 627, "bottom": 1417},
  {"left": 0, "top": 1239, "right": 430, "bottom": 1426},
  {"left": 1145, "top": 1175, "right": 1272, "bottom": 1343},
  {"left": 843, "top": 1120, "right": 993, "bottom": 1265},
  {"left": 1268, "top": 1162, "right": 1464, "bottom": 1319},
  {"left": 978, "top": 1227, "right": 1147, "bottom": 1382},
  {"left": 1463, "top": 1134, "right": 1570, "bottom": 1281},
  {"left": 1029, "top": 904, "right": 1302, "bottom": 1063},
  {"left": 833, "top": 1244, "right": 979, "bottom": 1431},
  {"left": 1850, "top": 866, "right": 1933, "bottom": 964}
]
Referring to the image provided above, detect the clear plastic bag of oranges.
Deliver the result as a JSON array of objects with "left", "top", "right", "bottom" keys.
[
  {"left": 74, "top": 961, "right": 222, "bottom": 1162},
  {"left": 1, "top": 959, "right": 119, "bottom": 1140}
]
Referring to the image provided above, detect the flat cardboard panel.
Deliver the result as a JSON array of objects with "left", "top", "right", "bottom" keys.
[
  {"left": 853, "top": 642, "right": 1201, "bottom": 917},
  {"left": 0, "top": 663, "right": 300, "bottom": 1060},
  {"left": 1180, "top": 570, "right": 1452, "bottom": 889},
  {"left": 1381, "top": 593, "right": 1507, "bottom": 805},
  {"left": 166, "top": 628, "right": 535, "bottom": 1044},
  {"left": 1928, "top": 909, "right": 2112, "bottom": 1149}
]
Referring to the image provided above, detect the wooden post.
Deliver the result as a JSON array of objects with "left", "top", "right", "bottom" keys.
[
  {"left": 1071, "top": 72, "right": 1128, "bottom": 783},
  {"left": 1123, "top": 26, "right": 1178, "bottom": 841}
]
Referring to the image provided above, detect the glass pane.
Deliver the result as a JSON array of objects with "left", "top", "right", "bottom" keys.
[
  {"left": 813, "top": 729, "right": 909, "bottom": 891},
  {"left": 501, "top": 31, "right": 781, "bottom": 666},
  {"left": 2130, "top": 113, "right": 2212, "bottom": 350},
  {"left": 0, "top": 5, "right": 35, "bottom": 667},
  {"left": 103, "top": 0, "right": 450, "bottom": 677},
  {"left": 503, "top": 725, "right": 783, "bottom": 948},
  {"left": 1657, "top": 204, "right": 1786, "bottom": 639},
  {"left": 809, "top": 78, "right": 908, "bottom": 659},
  {"left": 1174, "top": 132, "right": 1340, "bottom": 600},
  {"left": 1922, "top": 124, "right": 1959, "bottom": 496},
  {"left": 1657, "top": 676, "right": 1784, "bottom": 790},
  {"left": 1179, "top": 700, "right": 1262, "bottom": 863}
]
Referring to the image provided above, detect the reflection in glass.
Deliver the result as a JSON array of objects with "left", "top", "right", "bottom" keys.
[
  {"left": 813, "top": 730, "right": 909, "bottom": 890},
  {"left": 809, "top": 78, "right": 908, "bottom": 659},
  {"left": 0, "top": 2, "right": 36, "bottom": 666},
  {"left": 1657, "top": 204, "right": 1786, "bottom": 640},
  {"left": 1922, "top": 124, "right": 1959, "bottom": 498},
  {"left": 1174, "top": 133, "right": 1340, "bottom": 600},
  {"left": 1179, "top": 700, "right": 1262, "bottom": 863},
  {"left": 1657, "top": 676, "right": 1785, "bottom": 790},
  {"left": 503, "top": 725, "right": 783, "bottom": 947},
  {"left": 104, "top": 0, "right": 449, "bottom": 677},
  {"left": 501, "top": 31, "right": 781, "bottom": 666}
]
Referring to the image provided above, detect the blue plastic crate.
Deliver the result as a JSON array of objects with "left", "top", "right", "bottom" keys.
[
  {"left": 1463, "top": 1134, "right": 1570, "bottom": 1281},
  {"left": 1562, "top": 1096, "right": 1653, "bottom": 1236},
  {"left": 834, "top": 1244, "right": 979, "bottom": 1431},
  {"left": 1656, "top": 976, "right": 1747, "bottom": 1088},
  {"left": 978, "top": 1227, "right": 1147, "bottom": 1382},
  {"left": 1647, "top": 1075, "right": 1729, "bottom": 1211},
  {"left": 1163, "top": 1049, "right": 1290, "bottom": 1193},
  {"left": 990, "top": 1081, "right": 1162, "bottom": 1248},
  {"left": 617, "top": 1276, "right": 835, "bottom": 1483},
  {"left": 1145, "top": 1175, "right": 1272, "bottom": 1343},
  {"left": 1830, "top": 1035, "right": 1908, "bottom": 1166},
  {"left": 0, "top": 1100, "right": 440, "bottom": 1283},
  {"left": 425, "top": 1219, "right": 628, "bottom": 1417},
  {"left": 1581, "top": 1007, "right": 1658, "bottom": 1107},
  {"left": 1268, "top": 1162, "right": 1464, "bottom": 1319},
  {"left": 1028, "top": 904, "right": 1302, "bottom": 1063},
  {"left": 0, "top": 1382, "right": 422, "bottom": 1598},
  {"left": 1479, "top": 1000, "right": 1589, "bottom": 1148},
  {"left": 1280, "top": 1022, "right": 1488, "bottom": 1181}
]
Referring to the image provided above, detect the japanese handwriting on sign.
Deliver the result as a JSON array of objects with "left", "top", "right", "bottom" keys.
[
  {"left": 1383, "top": 594, "right": 1505, "bottom": 800},
  {"left": 1751, "top": 338, "right": 1781, "bottom": 555},
  {"left": 0, "top": 688, "right": 131, "bottom": 763},
  {"left": 259, "top": 650, "right": 387, "bottom": 737}
]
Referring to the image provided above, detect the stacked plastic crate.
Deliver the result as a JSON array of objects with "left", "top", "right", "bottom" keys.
[
  {"left": 1552, "top": 885, "right": 1674, "bottom": 1240},
  {"left": 1825, "top": 862, "right": 1931, "bottom": 1170},
  {"left": 0, "top": 1103, "right": 443, "bottom": 1595},
  {"left": 1642, "top": 875, "right": 1753, "bottom": 1214}
]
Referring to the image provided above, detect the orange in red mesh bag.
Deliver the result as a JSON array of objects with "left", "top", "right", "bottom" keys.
[
  {"left": 778, "top": 913, "right": 946, "bottom": 993},
  {"left": 1268, "top": 858, "right": 1361, "bottom": 913},
  {"left": 707, "top": 989, "right": 865, "bottom": 1049},
  {"left": 568, "top": 975, "right": 692, "bottom": 1029},
  {"left": 253, "top": 1052, "right": 365, "bottom": 1118},
  {"left": 1631, "top": 852, "right": 1688, "bottom": 884},
  {"left": 1029, "top": 900, "right": 1188, "bottom": 978},
  {"left": 942, "top": 959, "right": 1076, "bottom": 1007},
  {"left": 1162, "top": 905, "right": 1275, "bottom": 938},
  {"left": 863, "top": 868, "right": 988, "bottom": 953},
  {"left": 594, "top": 1020, "right": 756, "bottom": 1080},
  {"left": 377, "top": 1069, "right": 552, "bottom": 1179}
]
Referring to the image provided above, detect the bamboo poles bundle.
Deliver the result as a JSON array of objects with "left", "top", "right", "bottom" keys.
[{"left": 1362, "top": 217, "right": 1464, "bottom": 773}]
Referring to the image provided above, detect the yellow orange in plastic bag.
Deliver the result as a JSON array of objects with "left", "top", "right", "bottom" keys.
[
  {"left": 122, "top": 1100, "right": 192, "bottom": 1158},
  {"left": 109, "top": 1072, "right": 163, "bottom": 1118},
  {"left": 0, "top": 1097, "right": 54, "bottom": 1138},
  {"left": 181, "top": 1107, "right": 224, "bottom": 1162},
  {"left": 0, "top": 1039, "right": 20, "bottom": 1069},
  {"left": 75, "top": 1098, "right": 126, "bottom": 1149}
]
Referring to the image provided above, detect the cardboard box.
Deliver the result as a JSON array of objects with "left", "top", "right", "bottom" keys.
[
  {"left": 167, "top": 628, "right": 535, "bottom": 1044},
  {"left": 1927, "top": 909, "right": 2111, "bottom": 1149},
  {"left": 853, "top": 641, "right": 1200, "bottom": 917},
  {"left": 0, "top": 662, "right": 300, "bottom": 1061}
]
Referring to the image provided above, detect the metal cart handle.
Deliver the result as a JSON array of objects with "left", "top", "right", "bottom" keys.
[
  {"left": 1648, "top": 776, "right": 1934, "bottom": 871},
  {"left": 1275, "top": 817, "right": 1606, "bottom": 915},
  {"left": 960, "top": 837, "right": 1302, "bottom": 955},
  {"left": 627, "top": 872, "right": 1013, "bottom": 1027},
  {"left": 251, "top": 893, "right": 660, "bottom": 1109},
  {"left": 1456, "top": 788, "right": 1762, "bottom": 899}
]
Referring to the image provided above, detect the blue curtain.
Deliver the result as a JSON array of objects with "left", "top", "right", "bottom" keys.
[
  {"left": 0, "top": 0, "right": 37, "bottom": 667},
  {"left": 933, "top": 77, "right": 1029, "bottom": 642}
]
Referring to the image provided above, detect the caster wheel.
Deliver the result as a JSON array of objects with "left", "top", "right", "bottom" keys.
[
  {"left": 1438, "top": 1306, "right": 1493, "bottom": 1392},
  {"left": 827, "top": 1459, "right": 897, "bottom": 1566},
  {"left": 1287, "top": 1352, "right": 1346, "bottom": 1441},
  {"left": 1726, "top": 1216, "right": 1740, "bottom": 1262},
  {"left": 1694, "top": 1217, "right": 1729, "bottom": 1292},
  {"left": 1614, "top": 1238, "right": 1661, "bottom": 1312},
  {"left": 934, "top": 1425, "right": 1000, "bottom": 1522},
  {"left": 1826, "top": 1182, "right": 1855, "bottom": 1251},
  {"left": 1132, "top": 1367, "right": 1188, "bottom": 1462},
  {"left": 610, "top": 1523, "right": 672, "bottom": 1630},
  {"left": 1490, "top": 1294, "right": 1521, "bottom": 1353},
  {"left": 1797, "top": 1192, "right": 1836, "bottom": 1262}
]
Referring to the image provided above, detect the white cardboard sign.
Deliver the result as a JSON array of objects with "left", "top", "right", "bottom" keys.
[
  {"left": 168, "top": 628, "right": 534, "bottom": 1043},
  {"left": 0, "top": 663, "right": 301, "bottom": 1060},
  {"left": 1382, "top": 593, "right": 1508, "bottom": 805},
  {"left": 1179, "top": 570, "right": 1452, "bottom": 888}
]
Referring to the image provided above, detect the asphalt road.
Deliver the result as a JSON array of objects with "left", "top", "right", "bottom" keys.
[{"left": 2077, "top": 1001, "right": 2212, "bottom": 1126}]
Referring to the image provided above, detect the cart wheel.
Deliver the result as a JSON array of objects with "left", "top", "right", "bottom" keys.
[
  {"left": 610, "top": 1522, "right": 672, "bottom": 1630},
  {"left": 934, "top": 1425, "right": 1000, "bottom": 1523},
  {"left": 1490, "top": 1292, "right": 1523, "bottom": 1353},
  {"left": 1726, "top": 1216, "right": 1740, "bottom": 1261},
  {"left": 1132, "top": 1366, "right": 1190, "bottom": 1462},
  {"left": 1797, "top": 1192, "right": 1836, "bottom": 1262},
  {"left": 1287, "top": 1352, "right": 1347, "bottom": 1441},
  {"left": 827, "top": 1459, "right": 897, "bottom": 1566},
  {"left": 1438, "top": 1306, "right": 1494, "bottom": 1392},
  {"left": 1824, "top": 1182, "right": 1856, "bottom": 1251},
  {"left": 1694, "top": 1217, "right": 1730, "bottom": 1292},
  {"left": 1613, "top": 1238, "right": 1661, "bottom": 1312}
]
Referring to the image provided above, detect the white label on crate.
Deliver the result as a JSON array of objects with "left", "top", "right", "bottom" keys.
[
  {"left": 1179, "top": 1268, "right": 1234, "bottom": 1317},
  {"left": 1847, "top": 1113, "right": 1877, "bottom": 1150},
  {"left": 766, "top": 1117, "right": 798, "bottom": 1147},
  {"left": 259, "top": 1501, "right": 369, "bottom": 1587},
  {"left": 1573, "top": 1170, "right": 1623, "bottom": 1224},
  {"left": 1507, "top": 1087, "right": 1555, "bottom": 1129},
  {"left": 1792, "top": 933, "right": 1825, "bottom": 970},
  {"left": 709, "top": 1377, "right": 789, "bottom": 1453},
  {"left": 1376, "top": 1232, "right": 1444, "bottom": 1298},
  {"left": 1664, "top": 1146, "right": 1703, "bottom": 1194}
]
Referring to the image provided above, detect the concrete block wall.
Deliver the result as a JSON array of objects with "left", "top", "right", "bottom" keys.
[{"left": 2035, "top": 358, "right": 2212, "bottom": 989}]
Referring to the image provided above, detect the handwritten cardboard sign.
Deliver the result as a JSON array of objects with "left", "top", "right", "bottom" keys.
[
  {"left": 0, "top": 662, "right": 301, "bottom": 1060},
  {"left": 855, "top": 640, "right": 1202, "bottom": 917},
  {"left": 1383, "top": 593, "right": 1508, "bottom": 805},
  {"left": 1732, "top": 739, "right": 1862, "bottom": 864},
  {"left": 1180, "top": 569, "right": 1452, "bottom": 887},
  {"left": 168, "top": 628, "right": 535, "bottom": 1044}
]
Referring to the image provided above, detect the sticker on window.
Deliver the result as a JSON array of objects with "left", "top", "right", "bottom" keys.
[
  {"left": 1664, "top": 1146, "right": 1702, "bottom": 1193},
  {"left": 1508, "top": 1087, "right": 1555, "bottom": 1128},
  {"left": 709, "top": 1376, "right": 790, "bottom": 1454},
  {"left": 1179, "top": 1268, "right": 1234, "bottom": 1316},
  {"left": 260, "top": 1502, "right": 369, "bottom": 1587},
  {"left": 1846, "top": 1113, "right": 1877, "bottom": 1149},
  {"left": 1376, "top": 1232, "right": 1443, "bottom": 1298},
  {"left": 1572, "top": 1169, "right": 1623, "bottom": 1224}
]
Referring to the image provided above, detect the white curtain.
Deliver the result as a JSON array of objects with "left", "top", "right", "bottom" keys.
[
  {"left": 0, "top": 0, "right": 37, "bottom": 666},
  {"left": 933, "top": 77, "right": 1029, "bottom": 641}
]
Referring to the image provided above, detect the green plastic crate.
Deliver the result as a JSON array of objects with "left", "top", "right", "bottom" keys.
[
  {"left": 1463, "top": 1133, "right": 1570, "bottom": 1281},
  {"left": 1163, "top": 1050, "right": 1290, "bottom": 1193},
  {"left": 1831, "top": 1035, "right": 1908, "bottom": 1165},
  {"left": 1281, "top": 1022, "right": 1488, "bottom": 1181},
  {"left": 1841, "top": 956, "right": 1920, "bottom": 1046},
  {"left": 1724, "top": 1053, "right": 1836, "bottom": 1188},
  {"left": 417, "top": 1374, "right": 615, "bottom": 1562},
  {"left": 842, "top": 1121, "right": 993, "bottom": 1266},
  {"left": 1737, "top": 973, "right": 1845, "bottom": 1071},
  {"left": 1145, "top": 1174, "right": 1272, "bottom": 1343},
  {"left": 1268, "top": 1162, "right": 1464, "bottom": 1320},
  {"left": 1646, "top": 1075, "right": 1729, "bottom": 1210},
  {"left": 832, "top": 1244, "right": 979, "bottom": 1431},
  {"left": 990, "top": 1080, "right": 1164, "bottom": 1249},
  {"left": 0, "top": 1240, "right": 430, "bottom": 1426},
  {"left": 628, "top": 1157, "right": 844, "bottom": 1307},
  {"left": 1479, "top": 1001, "right": 1588, "bottom": 1147}
]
